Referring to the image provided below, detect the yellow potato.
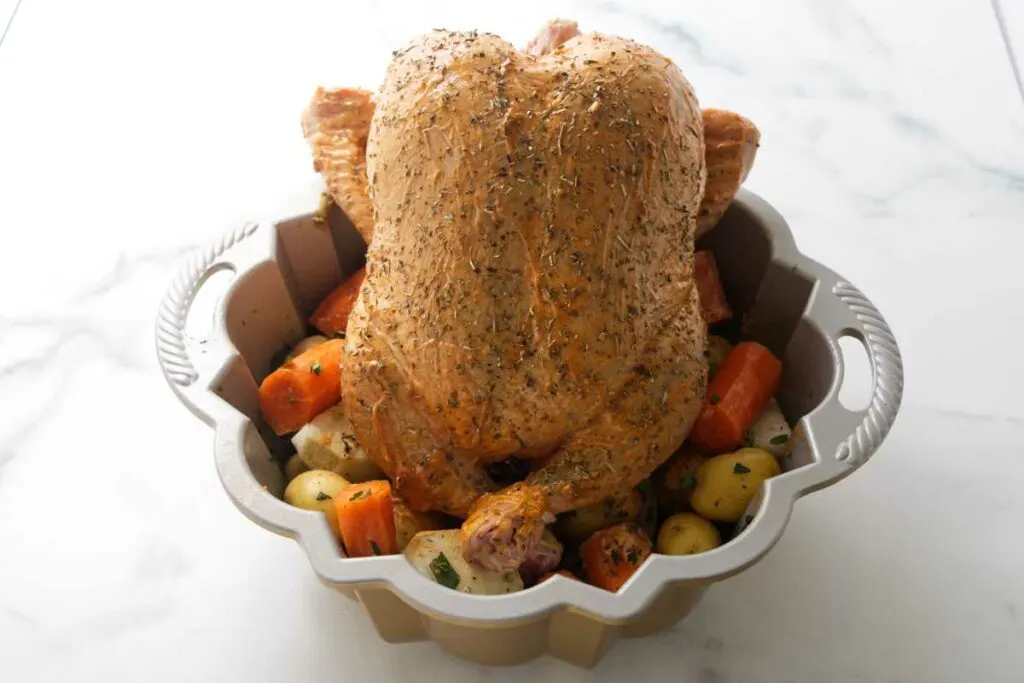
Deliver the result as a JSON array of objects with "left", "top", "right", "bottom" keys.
[
  {"left": 653, "top": 447, "right": 708, "bottom": 515},
  {"left": 289, "top": 335, "right": 330, "bottom": 359},
  {"left": 556, "top": 489, "right": 643, "bottom": 543},
  {"left": 656, "top": 513, "right": 721, "bottom": 556},
  {"left": 690, "top": 448, "right": 780, "bottom": 523},
  {"left": 706, "top": 335, "right": 734, "bottom": 377},
  {"left": 283, "top": 470, "right": 351, "bottom": 539},
  {"left": 283, "top": 453, "right": 310, "bottom": 481},
  {"left": 392, "top": 500, "right": 443, "bottom": 551}
]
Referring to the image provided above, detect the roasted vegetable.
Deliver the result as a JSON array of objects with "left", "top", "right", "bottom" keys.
[
  {"left": 556, "top": 489, "right": 643, "bottom": 543},
  {"left": 392, "top": 499, "right": 443, "bottom": 552},
  {"left": 289, "top": 335, "right": 329, "bottom": 360},
  {"left": 690, "top": 448, "right": 780, "bottom": 523},
  {"left": 292, "top": 405, "right": 384, "bottom": 482},
  {"left": 706, "top": 335, "right": 733, "bottom": 379},
  {"left": 283, "top": 453, "right": 310, "bottom": 481},
  {"left": 537, "top": 570, "right": 579, "bottom": 583},
  {"left": 404, "top": 530, "right": 523, "bottom": 594},
  {"left": 656, "top": 513, "right": 721, "bottom": 556},
  {"left": 689, "top": 342, "right": 782, "bottom": 454},
  {"left": 283, "top": 469, "right": 350, "bottom": 540},
  {"left": 580, "top": 523, "right": 653, "bottom": 592},
  {"left": 258, "top": 339, "right": 345, "bottom": 435},
  {"left": 743, "top": 398, "right": 794, "bottom": 458},
  {"left": 653, "top": 446, "right": 708, "bottom": 516},
  {"left": 335, "top": 480, "right": 398, "bottom": 557},
  {"left": 694, "top": 251, "right": 732, "bottom": 325},
  {"left": 309, "top": 268, "right": 366, "bottom": 336}
]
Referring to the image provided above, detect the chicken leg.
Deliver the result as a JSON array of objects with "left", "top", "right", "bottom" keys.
[{"left": 461, "top": 285, "right": 706, "bottom": 571}]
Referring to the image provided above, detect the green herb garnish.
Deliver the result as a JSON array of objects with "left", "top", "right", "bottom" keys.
[
  {"left": 770, "top": 434, "right": 790, "bottom": 445},
  {"left": 311, "top": 362, "right": 322, "bottom": 375},
  {"left": 681, "top": 473, "right": 696, "bottom": 490},
  {"left": 370, "top": 540, "right": 381, "bottom": 556},
  {"left": 744, "top": 514, "right": 754, "bottom": 527},
  {"left": 349, "top": 489, "right": 369, "bottom": 502},
  {"left": 315, "top": 491, "right": 331, "bottom": 502},
  {"left": 610, "top": 549, "right": 623, "bottom": 564},
  {"left": 709, "top": 394, "right": 721, "bottom": 406},
  {"left": 626, "top": 547, "right": 641, "bottom": 565},
  {"left": 733, "top": 463, "right": 751, "bottom": 474},
  {"left": 430, "top": 552, "right": 461, "bottom": 589}
]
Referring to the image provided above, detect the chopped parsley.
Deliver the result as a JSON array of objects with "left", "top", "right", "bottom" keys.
[
  {"left": 681, "top": 473, "right": 697, "bottom": 490},
  {"left": 744, "top": 514, "right": 754, "bottom": 527},
  {"left": 429, "top": 553, "right": 461, "bottom": 590},
  {"left": 311, "top": 362, "right": 322, "bottom": 375},
  {"left": 770, "top": 433, "right": 790, "bottom": 445},
  {"left": 625, "top": 547, "right": 641, "bottom": 565},
  {"left": 370, "top": 540, "right": 382, "bottom": 556},
  {"left": 349, "top": 489, "right": 369, "bottom": 502},
  {"left": 315, "top": 491, "right": 331, "bottom": 502},
  {"left": 610, "top": 549, "right": 623, "bottom": 564},
  {"left": 709, "top": 394, "right": 721, "bottom": 406},
  {"left": 733, "top": 463, "right": 751, "bottom": 474}
]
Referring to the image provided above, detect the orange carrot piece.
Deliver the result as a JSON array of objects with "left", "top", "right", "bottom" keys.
[
  {"left": 580, "top": 523, "right": 652, "bottom": 592},
  {"left": 309, "top": 268, "right": 366, "bottom": 336},
  {"left": 688, "top": 341, "right": 782, "bottom": 454},
  {"left": 335, "top": 480, "right": 398, "bottom": 557},
  {"left": 538, "top": 570, "right": 578, "bottom": 583},
  {"left": 694, "top": 251, "right": 732, "bottom": 325},
  {"left": 257, "top": 339, "right": 345, "bottom": 435}
]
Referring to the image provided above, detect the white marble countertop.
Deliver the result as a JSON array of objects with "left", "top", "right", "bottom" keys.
[{"left": 2, "top": 1, "right": 1023, "bottom": 681}]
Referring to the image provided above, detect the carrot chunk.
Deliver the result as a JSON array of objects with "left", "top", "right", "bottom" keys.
[
  {"left": 689, "top": 341, "right": 782, "bottom": 454},
  {"left": 309, "top": 268, "right": 366, "bottom": 336},
  {"left": 257, "top": 339, "right": 345, "bottom": 435},
  {"left": 335, "top": 480, "right": 398, "bottom": 557},
  {"left": 694, "top": 251, "right": 732, "bottom": 325},
  {"left": 580, "top": 523, "right": 652, "bottom": 592}
]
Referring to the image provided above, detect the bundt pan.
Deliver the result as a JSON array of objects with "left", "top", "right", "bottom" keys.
[{"left": 155, "top": 188, "right": 903, "bottom": 668}]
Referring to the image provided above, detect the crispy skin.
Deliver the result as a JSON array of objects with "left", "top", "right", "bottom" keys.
[
  {"left": 302, "top": 87, "right": 377, "bottom": 243},
  {"left": 525, "top": 19, "right": 580, "bottom": 56},
  {"left": 322, "top": 28, "right": 708, "bottom": 572},
  {"left": 698, "top": 108, "right": 760, "bottom": 236}
]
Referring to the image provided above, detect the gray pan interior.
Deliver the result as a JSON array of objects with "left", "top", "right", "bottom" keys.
[{"left": 155, "top": 187, "right": 903, "bottom": 627}]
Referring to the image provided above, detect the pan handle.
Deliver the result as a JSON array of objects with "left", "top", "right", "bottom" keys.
[
  {"left": 799, "top": 264, "right": 904, "bottom": 469},
  {"left": 154, "top": 221, "right": 260, "bottom": 424}
]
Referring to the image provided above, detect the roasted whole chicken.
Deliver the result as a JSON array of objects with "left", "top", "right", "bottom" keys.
[{"left": 302, "top": 21, "right": 760, "bottom": 571}]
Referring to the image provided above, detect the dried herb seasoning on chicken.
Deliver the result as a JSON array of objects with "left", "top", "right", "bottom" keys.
[{"left": 299, "top": 20, "right": 763, "bottom": 573}]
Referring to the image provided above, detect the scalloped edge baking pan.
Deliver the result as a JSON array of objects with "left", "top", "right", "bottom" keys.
[{"left": 156, "top": 188, "right": 903, "bottom": 667}]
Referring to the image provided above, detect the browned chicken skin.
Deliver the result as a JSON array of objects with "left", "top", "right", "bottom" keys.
[
  {"left": 301, "top": 21, "right": 759, "bottom": 571},
  {"left": 302, "top": 87, "right": 377, "bottom": 243}
]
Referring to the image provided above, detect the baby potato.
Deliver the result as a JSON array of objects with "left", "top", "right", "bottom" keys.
[
  {"left": 706, "top": 335, "right": 734, "bottom": 378},
  {"left": 657, "top": 513, "right": 721, "bottom": 556},
  {"left": 744, "top": 398, "right": 794, "bottom": 458},
  {"left": 392, "top": 499, "right": 442, "bottom": 551},
  {"left": 292, "top": 405, "right": 384, "bottom": 483},
  {"left": 690, "top": 448, "right": 780, "bottom": 523},
  {"left": 289, "top": 335, "right": 330, "bottom": 359},
  {"left": 283, "top": 453, "right": 310, "bottom": 481},
  {"left": 283, "top": 469, "right": 351, "bottom": 539},
  {"left": 556, "top": 489, "right": 643, "bottom": 543},
  {"left": 654, "top": 447, "right": 708, "bottom": 515},
  {"left": 405, "top": 530, "right": 523, "bottom": 594}
]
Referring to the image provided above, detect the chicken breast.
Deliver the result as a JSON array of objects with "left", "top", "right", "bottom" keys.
[{"left": 330, "top": 28, "right": 707, "bottom": 571}]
